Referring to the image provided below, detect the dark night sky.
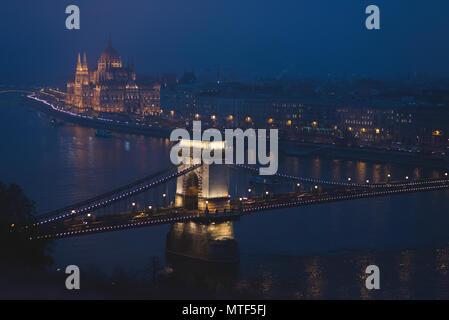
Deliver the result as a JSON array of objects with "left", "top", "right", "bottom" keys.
[{"left": 1, "top": 0, "right": 449, "bottom": 84}]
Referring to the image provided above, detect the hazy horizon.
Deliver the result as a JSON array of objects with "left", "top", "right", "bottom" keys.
[{"left": 2, "top": 0, "right": 449, "bottom": 85}]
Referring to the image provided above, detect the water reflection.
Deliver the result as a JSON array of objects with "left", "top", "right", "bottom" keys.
[
  {"left": 3, "top": 94, "right": 449, "bottom": 298},
  {"left": 165, "top": 221, "right": 239, "bottom": 291}
]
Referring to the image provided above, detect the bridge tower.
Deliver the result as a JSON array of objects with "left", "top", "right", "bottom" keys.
[{"left": 174, "top": 140, "right": 229, "bottom": 211}]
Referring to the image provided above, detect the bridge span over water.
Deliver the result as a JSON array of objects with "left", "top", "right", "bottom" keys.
[{"left": 26, "top": 159, "right": 449, "bottom": 240}]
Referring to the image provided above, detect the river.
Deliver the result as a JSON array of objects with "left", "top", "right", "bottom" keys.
[{"left": 2, "top": 92, "right": 449, "bottom": 299}]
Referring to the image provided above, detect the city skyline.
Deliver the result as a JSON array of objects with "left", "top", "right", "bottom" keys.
[{"left": 2, "top": 0, "right": 449, "bottom": 302}]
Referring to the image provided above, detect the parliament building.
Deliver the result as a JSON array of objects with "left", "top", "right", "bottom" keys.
[{"left": 66, "top": 40, "right": 160, "bottom": 115}]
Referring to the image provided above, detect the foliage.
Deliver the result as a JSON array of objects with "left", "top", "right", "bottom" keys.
[{"left": 0, "top": 182, "right": 52, "bottom": 267}]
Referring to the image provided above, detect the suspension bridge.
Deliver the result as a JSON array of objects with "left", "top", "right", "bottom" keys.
[{"left": 25, "top": 149, "right": 449, "bottom": 240}]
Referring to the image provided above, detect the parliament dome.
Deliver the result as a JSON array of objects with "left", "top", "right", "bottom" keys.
[{"left": 98, "top": 39, "right": 122, "bottom": 69}]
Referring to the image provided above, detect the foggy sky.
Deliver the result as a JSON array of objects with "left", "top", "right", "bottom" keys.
[{"left": 1, "top": 0, "right": 449, "bottom": 85}]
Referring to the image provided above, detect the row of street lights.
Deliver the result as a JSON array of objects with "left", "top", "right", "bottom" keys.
[
  {"left": 127, "top": 171, "right": 449, "bottom": 213},
  {"left": 344, "top": 172, "right": 449, "bottom": 184}
]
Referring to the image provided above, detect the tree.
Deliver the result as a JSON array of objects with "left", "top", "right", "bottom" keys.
[{"left": 0, "top": 182, "right": 52, "bottom": 267}]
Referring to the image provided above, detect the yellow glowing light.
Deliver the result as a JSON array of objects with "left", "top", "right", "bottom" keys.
[
  {"left": 195, "top": 114, "right": 200, "bottom": 119},
  {"left": 286, "top": 120, "right": 292, "bottom": 126},
  {"left": 170, "top": 110, "right": 174, "bottom": 116},
  {"left": 433, "top": 130, "right": 442, "bottom": 136},
  {"left": 179, "top": 139, "right": 225, "bottom": 150},
  {"left": 348, "top": 127, "right": 353, "bottom": 132},
  {"left": 268, "top": 118, "right": 274, "bottom": 124},
  {"left": 211, "top": 115, "right": 216, "bottom": 120},
  {"left": 376, "top": 129, "right": 380, "bottom": 134},
  {"left": 361, "top": 128, "right": 367, "bottom": 133},
  {"left": 228, "top": 115, "right": 233, "bottom": 120},
  {"left": 246, "top": 116, "right": 251, "bottom": 122},
  {"left": 312, "top": 121, "right": 318, "bottom": 127}
]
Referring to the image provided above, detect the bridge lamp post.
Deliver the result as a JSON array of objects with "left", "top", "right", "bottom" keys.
[
  {"left": 445, "top": 172, "right": 448, "bottom": 177},
  {"left": 405, "top": 176, "right": 409, "bottom": 180},
  {"left": 366, "top": 180, "right": 370, "bottom": 184},
  {"left": 264, "top": 191, "right": 270, "bottom": 200},
  {"left": 347, "top": 177, "right": 352, "bottom": 182},
  {"left": 162, "top": 193, "right": 167, "bottom": 208}
]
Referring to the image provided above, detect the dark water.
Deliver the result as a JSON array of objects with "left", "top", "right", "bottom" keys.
[{"left": 2, "top": 92, "right": 449, "bottom": 299}]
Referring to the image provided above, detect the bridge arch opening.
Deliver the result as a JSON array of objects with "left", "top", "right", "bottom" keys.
[{"left": 184, "top": 172, "right": 199, "bottom": 210}]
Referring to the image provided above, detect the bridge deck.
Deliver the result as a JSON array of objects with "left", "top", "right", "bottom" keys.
[{"left": 28, "top": 177, "right": 449, "bottom": 240}]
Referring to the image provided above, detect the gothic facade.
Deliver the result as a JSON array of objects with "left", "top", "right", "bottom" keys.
[{"left": 66, "top": 40, "right": 160, "bottom": 115}]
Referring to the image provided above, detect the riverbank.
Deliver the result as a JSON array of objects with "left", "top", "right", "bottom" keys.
[
  {"left": 27, "top": 94, "right": 172, "bottom": 138},
  {"left": 26, "top": 93, "right": 449, "bottom": 169}
]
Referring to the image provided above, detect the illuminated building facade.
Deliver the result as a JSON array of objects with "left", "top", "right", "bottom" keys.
[{"left": 66, "top": 40, "right": 160, "bottom": 115}]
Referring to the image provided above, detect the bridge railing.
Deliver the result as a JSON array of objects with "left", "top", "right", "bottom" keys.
[{"left": 34, "top": 163, "right": 201, "bottom": 226}]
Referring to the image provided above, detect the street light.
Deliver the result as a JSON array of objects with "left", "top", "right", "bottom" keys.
[
  {"left": 347, "top": 177, "right": 352, "bottom": 182},
  {"left": 387, "top": 174, "right": 391, "bottom": 178},
  {"left": 366, "top": 180, "right": 370, "bottom": 184},
  {"left": 148, "top": 205, "right": 152, "bottom": 210},
  {"left": 132, "top": 202, "right": 136, "bottom": 206},
  {"left": 405, "top": 176, "right": 409, "bottom": 180}
]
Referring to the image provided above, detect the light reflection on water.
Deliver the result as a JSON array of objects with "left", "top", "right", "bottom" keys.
[{"left": 2, "top": 93, "right": 449, "bottom": 298}]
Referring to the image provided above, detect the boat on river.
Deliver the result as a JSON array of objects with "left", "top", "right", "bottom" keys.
[{"left": 95, "top": 129, "right": 114, "bottom": 138}]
